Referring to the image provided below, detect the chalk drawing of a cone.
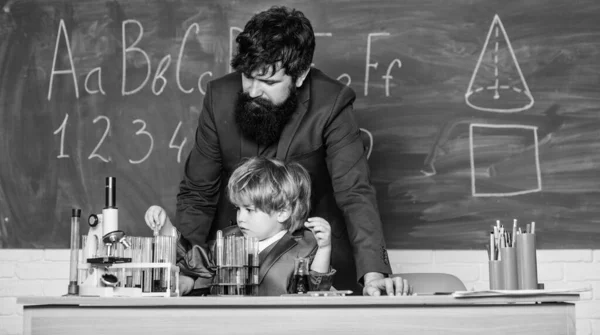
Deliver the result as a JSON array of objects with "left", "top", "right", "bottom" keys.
[{"left": 465, "top": 15, "right": 534, "bottom": 113}]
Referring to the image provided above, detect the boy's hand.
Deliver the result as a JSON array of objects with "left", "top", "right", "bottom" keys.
[
  {"left": 179, "top": 275, "right": 195, "bottom": 296},
  {"left": 304, "top": 217, "right": 331, "bottom": 249},
  {"left": 144, "top": 205, "right": 168, "bottom": 236}
]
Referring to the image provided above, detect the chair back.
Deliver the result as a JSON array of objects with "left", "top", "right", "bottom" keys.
[{"left": 390, "top": 273, "right": 466, "bottom": 294}]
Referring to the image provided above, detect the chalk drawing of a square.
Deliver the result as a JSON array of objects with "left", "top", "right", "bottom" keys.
[{"left": 469, "top": 123, "right": 541, "bottom": 197}]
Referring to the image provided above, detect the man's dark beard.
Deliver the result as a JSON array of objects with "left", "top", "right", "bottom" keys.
[{"left": 234, "top": 87, "right": 298, "bottom": 147}]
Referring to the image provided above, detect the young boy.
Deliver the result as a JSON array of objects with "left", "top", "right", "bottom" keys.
[{"left": 145, "top": 157, "right": 335, "bottom": 296}]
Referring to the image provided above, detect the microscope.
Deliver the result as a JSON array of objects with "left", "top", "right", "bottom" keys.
[
  {"left": 78, "top": 177, "right": 137, "bottom": 297},
  {"left": 77, "top": 177, "right": 179, "bottom": 297}
]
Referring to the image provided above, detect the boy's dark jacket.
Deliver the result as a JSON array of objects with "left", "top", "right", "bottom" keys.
[{"left": 176, "top": 226, "right": 336, "bottom": 296}]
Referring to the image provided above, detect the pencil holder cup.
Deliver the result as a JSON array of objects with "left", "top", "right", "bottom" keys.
[
  {"left": 500, "top": 247, "right": 518, "bottom": 290},
  {"left": 488, "top": 260, "right": 504, "bottom": 290},
  {"left": 516, "top": 233, "right": 538, "bottom": 290}
]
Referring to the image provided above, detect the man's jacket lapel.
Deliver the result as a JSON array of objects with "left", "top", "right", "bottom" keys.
[{"left": 276, "top": 76, "right": 311, "bottom": 161}]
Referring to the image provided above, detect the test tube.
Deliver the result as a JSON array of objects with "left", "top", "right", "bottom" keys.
[
  {"left": 214, "top": 231, "right": 224, "bottom": 295},
  {"left": 166, "top": 236, "right": 178, "bottom": 294},
  {"left": 123, "top": 238, "right": 133, "bottom": 287},
  {"left": 216, "top": 231, "right": 223, "bottom": 266},
  {"left": 243, "top": 237, "right": 248, "bottom": 294},
  {"left": 114, "top": 242, "right": 125, "bottom": 287},
  {"left": 251, "top": 237, "right": 259, "bottom": 295},
  {"left": 225, "top": 235, "right": 232, "bottom": 294},
  {"left": 131, "top": 237, "right": 142, "bottom": 288},
  {"left": 231, "top": 235, "right": 238, "bottom": 294},
  {"left": 141, "top": 237, "right": 153, "bottom": 292},
  {"left": 68, "top": 208, "right": 81, "bottom": 295},
  {"left": 231, "top": 236, "right": 236, "bottom": 295},
  {"left": 153, "top": 236, "right": 163, "bottom": 292},
  {"left": 236, "top": 236, "right": 244, "bottom": 295},
  {"left": 227, "top": 235, "right": 233, "bottom": 285}
]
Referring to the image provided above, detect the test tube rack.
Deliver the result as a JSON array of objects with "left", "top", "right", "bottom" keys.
[{"left": 213, "top": 234, "right": 259, "bottom": 296}]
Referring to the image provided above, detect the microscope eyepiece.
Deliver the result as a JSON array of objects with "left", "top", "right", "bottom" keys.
[{"left": 105, "top": 177, "right": 116, "bottom": 208}]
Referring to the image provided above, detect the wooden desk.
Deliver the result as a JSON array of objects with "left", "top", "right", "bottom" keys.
[{"left": 18, "top": 295, "right": 577, "bottom": 335}]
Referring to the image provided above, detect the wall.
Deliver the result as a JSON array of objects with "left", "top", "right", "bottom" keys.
[{"left": 1, "top": 249, "right": 599, "bottom": 335}]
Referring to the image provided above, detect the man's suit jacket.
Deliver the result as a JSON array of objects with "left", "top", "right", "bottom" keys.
[
  {"left": 178, "top": 226, "right": 335, "bottom": 296},
  {"left": 176, "top": 68, "right": 391, "bottom": 293}
]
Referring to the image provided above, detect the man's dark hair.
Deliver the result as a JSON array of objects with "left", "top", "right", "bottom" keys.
[{"left": 231, "top": 6, "right": 315, "bottom": 81}]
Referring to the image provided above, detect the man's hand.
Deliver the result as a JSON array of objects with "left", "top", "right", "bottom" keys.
[
  {"left": 144, "top": 205, "right": 176, "bottom": 237},
  {"left": 144, "top": 205, "right": 168, "bottom": 235},
  {"left": 363, "top": 272, "right": 412, "bottom": 296}
]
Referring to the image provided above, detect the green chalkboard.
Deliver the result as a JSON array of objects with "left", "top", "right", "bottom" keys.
[{"left": 1, "top": 0, "right": 599, "bottom": 248}]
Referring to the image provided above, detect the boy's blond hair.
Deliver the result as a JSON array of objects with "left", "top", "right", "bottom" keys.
[{"left": 227, "top": 157, "right": 311, "bottom": 232}]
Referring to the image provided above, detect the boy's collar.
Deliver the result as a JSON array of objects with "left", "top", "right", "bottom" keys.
[{"left": 258, "top": 230, "right": 287, "bottom": 252}]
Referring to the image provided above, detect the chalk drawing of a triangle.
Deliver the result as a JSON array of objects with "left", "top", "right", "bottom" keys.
[{"left": 465, "top": 15, "right": 534, "bottom": 113}]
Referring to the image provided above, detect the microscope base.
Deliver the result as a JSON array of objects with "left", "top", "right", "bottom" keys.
[{"left": 79, "top": 286, "right": 142, "bottom": 297}]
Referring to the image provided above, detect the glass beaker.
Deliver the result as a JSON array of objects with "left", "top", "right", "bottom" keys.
[{"left": 290, "top": 257, "right": 310, "bottom": 294}]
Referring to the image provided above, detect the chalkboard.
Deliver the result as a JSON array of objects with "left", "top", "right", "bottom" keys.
[{"left": 1, "top": 0, "right": 599, "bottom": 249}]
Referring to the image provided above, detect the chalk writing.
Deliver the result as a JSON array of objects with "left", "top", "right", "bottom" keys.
[
  {"left": 169, "top": 121, "right": 187, "bottom": 164},
  {"left": 152, "top": 55, "right": 172, "bottom": 95},
  {"left": 84, "top": 67, "right": 105, "bottom": 95},
  {"left": 48, "top": 19, "right": 222, "bottom": 99},
  {"left": 228, "top": 26, "right": 242, "bottom": 73},
  {"left": 337, "top": 74, "right": 351, "bottom": 86},
  {"left": 48, "top": 19, "right": 78, "bottom": 100},
  {"left": 177, "top": 23, "right": 200, "bottom": 94},
  {"left": 383, "top": 59, "right": 402, "bottom": 97},
  {"left": 47, "top": 19, "right": 403, "bottom": 99},
  {"left": 88, "top": 116, "right": 111, "bottom": 163},
  {"left": 465, "top": 15, "right": 534, "bottom": 113},
  {"left": 197, "top": 72, "right": 213, "bottom": 95},
  {"left": 122, "top": 20, "right": 151, "bottom": 96},
  {"left": 365, "top": 33, "right": 402, "bottom": 97},
  {"left": 52, "top": 113, "right": 69, "bottom": 158},
  {"left": 360, "top": 128, "right": 373, "bottom": 159},
  {"left": 53, "top": 115, "right": 190, "bottom": 164},
  {"left": 129, "top": 119, "right": 153, "bottom": 164},
  {"left": 469, "top": 123, "right": 542, "bottom": 197},
  {"left": 365, "top": 33, "right": 388, "bottom": 97},
  {"left": 314, "top": 32, "right": 353, "bottom": 86}
]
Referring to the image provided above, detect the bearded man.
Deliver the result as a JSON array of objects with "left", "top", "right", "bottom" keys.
[{"left": 176, "top": 6, "right": 409, "bottom": 296}]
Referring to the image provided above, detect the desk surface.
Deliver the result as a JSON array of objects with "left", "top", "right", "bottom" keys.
[
  {"left": 19, "top": 295, "right": 578, "bottom": 335},
  {"left": 18, "top": 294, "right": 580, "bottom": 307}
]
